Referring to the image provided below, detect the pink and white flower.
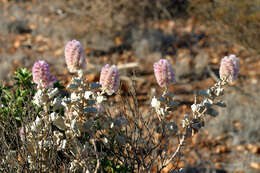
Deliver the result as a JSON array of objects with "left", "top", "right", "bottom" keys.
[
  {"left": 65, "top": 40, "right": 86, "bottom": 73},
  {"left": 153, "top": 59, "right": 175, "bottom": 87},
  {"left": 32, "top": 60, "right": 56, "bottom": 88},
  {"left": 219, "top": 54, "right": 239, "bottom": 82},
  {"left": 100, "top": 64, "right": 120, "bottom": 95}
]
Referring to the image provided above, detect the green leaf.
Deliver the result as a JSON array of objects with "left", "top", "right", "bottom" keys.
[
  {"left": 90, "top": 82, "right": 101, "bottom": 89},
  {"left": 163, "top": 92, "right": 174, "bottom": 98},
  {"left": 158, "top": 96, "right": 166, "bottom": 102},
  {"left": 53, "top": 81, "right": 65, "bottom": 89},
  {"left": 3, "top": 89, "right": 12, "bottom": 100},
  {"left": 166, "top": 122, "right": 178, "bottom": 135},
  {"left": 215, "top": 101, "right": 226, "bottom": 107},
  {"left": 21, "top": 90, "right": 29, "bottom": 97},
  {"left": 83, "top": 106, "right": 98, "bottom": 114},
  {"left": 167, "top": 100, "right": 179, "bottom": 108},
  {"left": 15, "top": 116, "right": 21, "bottom": 121},
  {"left": 16, "top": 89, "right": 20, "bottom": 97},
  {"left": 16, "top": 96, "right": 24, "bottom": 105},
  {"left": 86, "top": 99, "right": 96, "bottom": 105},
  {"left": 67, "top": 84, "right": 78, "bottom": 90},
  {"left": 206, "top": 108, "right": 219, "bottom": 117},
  {"left": 198, "top": 90, "right": 209, "bottom": 97},
  {"left": 14, "top": 68, "right": 33, "bottom": 87}
]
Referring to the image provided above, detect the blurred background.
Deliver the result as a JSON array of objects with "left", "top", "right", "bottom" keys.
[{"left": 0, "top": 0, "right": 260, "bottom": 172}]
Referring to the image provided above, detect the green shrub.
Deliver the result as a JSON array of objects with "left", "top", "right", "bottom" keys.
[{"left": 0, "top": 68, "right": 37, "bottom": 123}]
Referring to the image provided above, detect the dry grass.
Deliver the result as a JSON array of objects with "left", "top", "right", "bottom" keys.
[{"left": 189, "top": 0, "right": 260, "bottom": 54}]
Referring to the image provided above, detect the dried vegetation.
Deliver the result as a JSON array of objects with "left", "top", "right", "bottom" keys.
[{"left": 189, "top": 0, "right": 260, "bottom": 54}]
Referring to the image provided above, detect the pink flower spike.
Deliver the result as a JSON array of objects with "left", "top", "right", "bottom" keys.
[
  {"left": 65, "top": 40, "right": 86, "bottom": 73},
  {"left": 219, "top": 54, "right": 239, "bottom": 82},
  {"left": 32, "top": 60, "right": 57, "bottom": 88},
  {"left": 100, "top": 64, "right": 120, "bottom": 95},
  {"left": 153, "top": 59, "right": 175, "bottom": 87}
]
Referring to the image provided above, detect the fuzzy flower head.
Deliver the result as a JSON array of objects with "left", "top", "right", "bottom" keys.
[
  {"left": 100, "top": 64, "right": 120, "bottom": 95},
  {"left": 219, "top": 54, "right": 239, "bottom": 82},
  {"left": 65, "top": 40, "right": 86, "bottom": 73},
  {"left": 32, "top": 60, "right": 56, "bottom": 88},
  {"left": 154, "top": 59, "right": 175, "bottom": 87}
]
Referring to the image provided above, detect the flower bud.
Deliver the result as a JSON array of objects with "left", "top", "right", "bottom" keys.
[
  {"left": 219, "top": 54, "right": 239, "bottom": 82},
  {"left": 32, "top": 60, "right": 56, "bottom": 88},
  {"left": 153, "top": 59, "right": 175, "bottom": 87},
  {"left": 100, "top": 64, "right": 120, "bottom": 95},
  {"left": 65, "top": 40, "right": 85, "bottom": 73}
]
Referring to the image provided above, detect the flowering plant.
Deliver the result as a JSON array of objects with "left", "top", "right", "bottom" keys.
[{"left": 0, "top": 40, "right": 239, "bottom": 172}]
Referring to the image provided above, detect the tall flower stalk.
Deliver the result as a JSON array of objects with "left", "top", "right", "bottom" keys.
[{"left": 65, "top": 40, "right": 86, "bottom": 74}]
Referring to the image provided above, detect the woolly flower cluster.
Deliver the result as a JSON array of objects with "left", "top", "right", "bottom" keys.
[
  {"left": 153, "top": 59, "right": 175, "bottom": 88},
  {"left": 65, "top": 40, "right": 86, "bottom": 73},
  {"left": 32, "top": 60, "right": 56, "bottom": 88},
  {"left": 100, "top": 64, "right": 120, "bottom": 95},
  {"left": 219, "top": 54, "right": 239, "bottom": 82}
]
